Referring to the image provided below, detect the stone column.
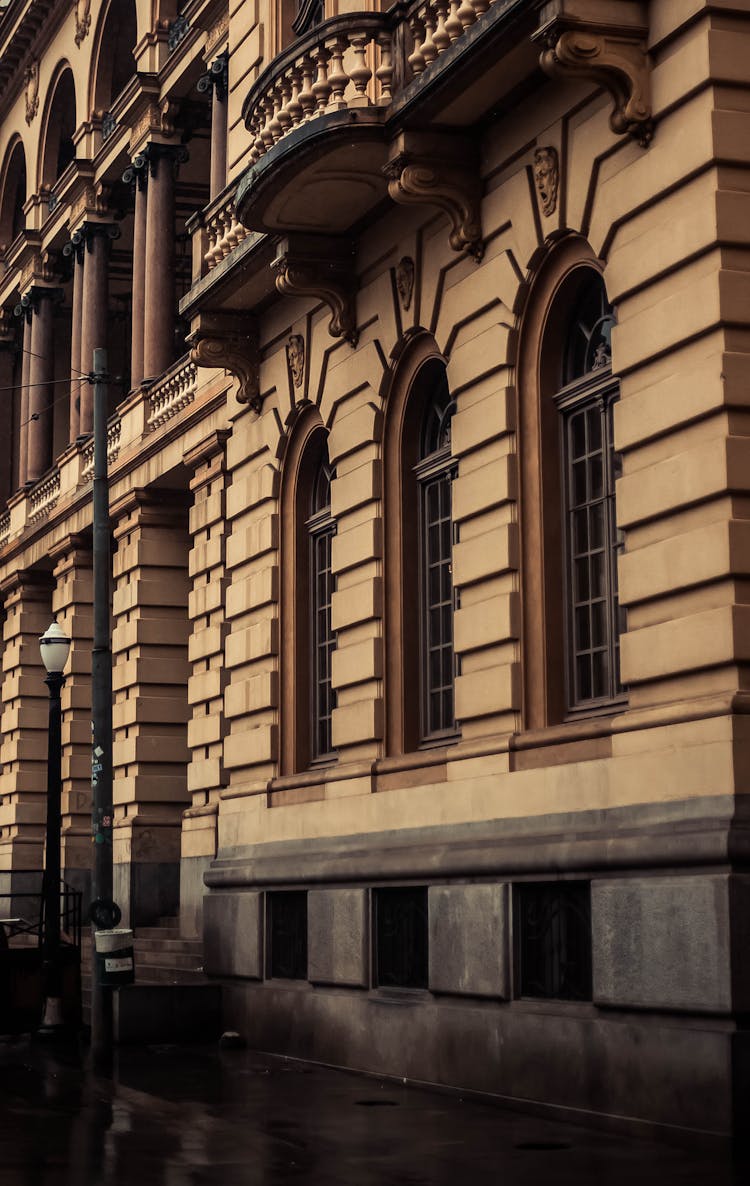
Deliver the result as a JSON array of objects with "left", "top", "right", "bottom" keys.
[
  {"left": 130, "top": 172, "right": 148, "bottom": 390},
  {"left": 27, "top": 287, "right": 58, "bottom": 483},
  {"left": 50, "top": 537, "right": 94, "bottom": 902},
  {"left": 68, "top": 241, "right": 84, "bottom": 440},
  {"left": 80, "top": 224, "right": 116, "bottom": 433},
  {"left": 181, "top": 429, "right": 229, "bottom": 936},
  {"left": 110, "top": 489, "right": 191, "bottom": 927},
  {"left": 206, "top": 54, "right": 228, "bottom": 202},
  {"left": 0, "top": 570, "right": 54, "bottom": 898},
  {"left": 0, "top": 316, "right": 15, "bottom": 501},
  {"left": 18, "top": 313, "right": 32, "bottom": 486},
  {"left": 143, "top": 145, "right": 185, "bottom": 382}
]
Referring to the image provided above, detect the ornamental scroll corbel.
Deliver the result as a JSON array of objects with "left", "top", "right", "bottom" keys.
[
  {"left": 384, "top": 153, "right": 483, "bottom": 262},
  {"left": 272, "top": 238, "right": 358, "bottom": 347},
  {"left": 188, "top": 318, "right": 261, "bottom": 412},
  {"left": 534, "top": 13, "right": 652, "bottom": 147}
]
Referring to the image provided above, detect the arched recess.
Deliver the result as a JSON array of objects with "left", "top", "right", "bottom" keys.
[
  {"left": 38, "top": 65, "right": 76, "bottom": 189},
  {"left": 279, "top": 405, "right": 336, "bottom": 775},
  {"left": 90, "top": 0, "right": 138, "bottom": 116},
  {"left": 0, "top": 137, "right": 27, "bottom": 250},
  {"left": 516, "top": 235, "right": 623, "bottom": 731},
  {"left": 383, "top": 329, "right": 458, "bottom": 757}
]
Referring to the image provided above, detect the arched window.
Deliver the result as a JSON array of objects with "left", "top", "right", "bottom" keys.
[
  {"left": 280, "top": 414, "right": 337, "bottom": 774},
  {"left": 518, "top": 245, "right": 624, "bottom": 729},
  {"left": 39, "top": 68, "right": 76, "bottom": 189},
  {"left": 415, "top": 372, "right": 457, "bottom": 739},
  {"left": 91, "top": 0, "right": 138, "bottom": 120},
  {"left": 0, "top": 138, "right": 26, "bottom": 250},
  {"left": 307, "top": 453, "right": 336, "bottom": 761},
  {"left": 384, "top": 340, "right": 459, "bottom": 755},
  {"left": 556, "top": 275, "right": 622, "bottom": 710}
]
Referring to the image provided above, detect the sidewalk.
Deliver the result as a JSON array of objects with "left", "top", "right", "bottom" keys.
[{"left": 0, "top": 1035, "right": 744, "bottom": 1185}]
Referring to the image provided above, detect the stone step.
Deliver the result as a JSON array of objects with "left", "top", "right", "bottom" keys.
[
  {"left": 135, "top": 950, "right": 203, "bottom": 971},
  {"left": 132, "top": 966, "right": 208, "bottom": 985},
  {"left": 134, "top": 937, "right": 203, "bottom": 955}
]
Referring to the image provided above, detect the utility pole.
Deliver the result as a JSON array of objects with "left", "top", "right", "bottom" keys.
[{"left": 90, "top": 347, "right": 113, "bottom": 1061}]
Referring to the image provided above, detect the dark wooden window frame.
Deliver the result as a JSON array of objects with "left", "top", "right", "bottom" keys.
[
  {"left": 280, "top": 411, "right": 337, "bottom": 775},
  {"left": 307, "top": 456, "right": 336, "bottom": 763},
  {"left": 384, "top": 333, "right": 461, "bottom": 756},
  {"left": 517, "top": 241, "right": 627, "bottom": 730}
]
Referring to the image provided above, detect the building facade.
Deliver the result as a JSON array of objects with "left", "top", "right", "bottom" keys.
[{"left": 0, "top": 0, "right": 749, "bottom": 1141}]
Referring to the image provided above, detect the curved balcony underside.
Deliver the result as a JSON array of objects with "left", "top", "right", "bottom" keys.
[{"left": 236, "top": 109, "right": 389, "bottom": 235}]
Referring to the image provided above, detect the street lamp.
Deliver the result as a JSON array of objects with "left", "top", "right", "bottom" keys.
[{"left": 38, "top": 619, "right": 71, "bottom": 1035}]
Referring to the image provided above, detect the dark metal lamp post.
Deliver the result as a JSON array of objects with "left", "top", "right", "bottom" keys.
[{"left": 38, "top": 619, "right": 71, "bottom": 1036}]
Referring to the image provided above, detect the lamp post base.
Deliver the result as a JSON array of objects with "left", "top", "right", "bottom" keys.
[{"left": 37, "top": 994, "right": 66, "bottom": 1037}]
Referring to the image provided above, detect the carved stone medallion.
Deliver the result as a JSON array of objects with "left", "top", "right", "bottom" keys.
[
  {"left": 395, "top": 256, "right": 415, "bottom": 311},
  {"left": 24, "top": 61, "right": 39, "bottom": 125},
  {"left": 286, "top": 334, "right": 305, "bottom": 389},
  {"left": 533, "top": 146, "right": 559, "bottom": 217}
]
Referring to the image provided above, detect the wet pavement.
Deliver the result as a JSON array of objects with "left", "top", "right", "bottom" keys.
[{"left": 0, "top": 1036, "right": 745, "bottom": 1185}]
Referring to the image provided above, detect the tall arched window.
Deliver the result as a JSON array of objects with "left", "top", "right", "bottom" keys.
[
  {"left": 308, "top": 452, "right": 336, "bottom": 761},
  {"left": 556, "top": 276, "right": 623, "bottom": 710},
  {"left": 416, "top": 372, "right": 457, "bottom": 739},
  {"left": 518, "top": 245, "right": 625, "bottom": 729},
  {"left": 39, "top": 67, "right": 76, "bottom": 189},
  {"left": 384, "top": 340, "right": 459, "bottom": 755},
  {"left": 280, "top": 414, "right": 337, "bottom": 774}
]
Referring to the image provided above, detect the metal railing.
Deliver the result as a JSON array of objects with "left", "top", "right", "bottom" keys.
[{"left": 0, "top": 874, "right": 82, "bottom": 950}]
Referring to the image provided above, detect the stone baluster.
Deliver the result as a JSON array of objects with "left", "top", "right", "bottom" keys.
[
  {"left": 456, "top": 0, "right": 477, "bottom": 28},
  {"left": 445, "top": 0, "right": 463, "bottom": 40},
  {"left": 326, "top": 38, "right": 349, "bottom": 109},
  {"left": 421, "top": 4, "right": 439, "bottom": 67},
  {"left": 348, "top": 32, "right": 373, "bottom": 103},
  {"left": 433, "top": 0, "right": 451, "bottom": 54},
  {"left": 287, "top": 67, "right": 303, "bottom": 128},
  {"left": 376, "top": 34, "right": 394, "bottom": 103},
  {"left": 312, "top": 45, "right": 333, "bottom": 112},
  {"left": 298, "top": 56, "right": 317, "bottom": 121},
  {"left": 408, "top": 13, "right": 427, "bottom": 75}
]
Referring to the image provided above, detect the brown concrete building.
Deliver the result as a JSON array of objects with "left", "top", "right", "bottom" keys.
[{"left": 0, "top": 0, "right": 749, "bottom": 1142}]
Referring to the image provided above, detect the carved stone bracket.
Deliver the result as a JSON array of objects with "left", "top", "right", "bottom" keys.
[
  {"left": 188, "top": 314, "right": 261, "bottom": 412},
  {"left": 534, "top": 7, "right": 652, "bottom": 147},
  {"left": 384, "top": 149, "right": 483, "bottom": 261},
  {"left": 272, "top": 237, "right": 358, "bottom": 346}
]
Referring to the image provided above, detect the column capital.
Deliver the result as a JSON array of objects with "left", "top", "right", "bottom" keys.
[
  {"left": 198, "top": 51, "right": 229, "bottom": 102},
  {"left": 14, "top": 284, "right": 63, "bottom": 322},
  {"left": 124, "top": 141, "right": 189, "bottom": 189}
]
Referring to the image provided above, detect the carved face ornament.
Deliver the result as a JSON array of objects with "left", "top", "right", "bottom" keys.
[
  {"left": 533, "top": 146, "right": 559, "bottom": 217},
  {"left": 286, "top": 334, "right": 305, "bottom": 388},
  {"left": 395, "top": 256, "right": 415, "bottom": 312},
  {"left": 24, "top": 61, "right": 39, "bottom": 125}
]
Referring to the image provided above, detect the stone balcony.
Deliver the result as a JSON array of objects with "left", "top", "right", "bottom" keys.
[{"left": 234, "top": 0, "right": 540, "bottom": 236}]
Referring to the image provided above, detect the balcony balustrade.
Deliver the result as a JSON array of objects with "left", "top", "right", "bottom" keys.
[
  {"left": 147, "top": 355, "right": 198, "bottom": 430},
  {"left": 80, "top": 415, "right": 122, "bottom": 483},
  {"left": 27, "top": 466, "right": 61, "bottom": 524},
  {"left": 204, "top": 188, "right": 250, "bottom": 271},
  {"left": 0, "top": 509, "right": 9, "bottom": 548}
]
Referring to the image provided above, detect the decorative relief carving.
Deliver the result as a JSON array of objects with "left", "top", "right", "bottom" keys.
[
  {"left": 536, "top": 22, "right": 652, "bottom": 146},
  {"left": 533, "top": 146, "right": 559, "bottom": 217},
  {"left": 395, "top": 256, "right": 415, "bottom": 311},
  {"left": 206, "top": 11, "right": 229, "bottom": 55},
  {"left": 286, "top": 335, "right": 305, "bottom": 388},
  {"left": 24, "top": 61, "right": 39, "bottom": 124},
  {"left": 189, "top": 318, "right": 261, "bottom": 411},
  {"left": 272, "top": 239, "right": 358, "bottom": 346},
  {"left": 74, "top": 0, "right": 92, "bottom": 46},
  {"left": 385, "top": 155, "right": 483, "bottom": 261}
]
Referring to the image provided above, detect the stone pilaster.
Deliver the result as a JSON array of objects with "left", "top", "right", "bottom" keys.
[
  {"left": 0, "top": 569, "right": 53, "bottom": 894},
  {"left": 110, "top": 489, "right": 190, "bottom": 927},
  {"left": 50, "top": 536, "right": 93, "bottom": 901},
  {"left": 181, "top": 429, "right": 229, "bottom": 936}
]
